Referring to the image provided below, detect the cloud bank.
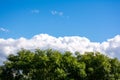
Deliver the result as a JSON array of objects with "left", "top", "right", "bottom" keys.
[{"left": 0, "top": 34, "right": 120, "bottom": 64}]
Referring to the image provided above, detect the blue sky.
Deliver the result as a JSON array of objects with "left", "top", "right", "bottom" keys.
[{"left": 0, "top": 0, "right": 120, "bottom": 42}]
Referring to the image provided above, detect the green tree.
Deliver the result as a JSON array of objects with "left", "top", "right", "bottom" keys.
[
  {"left": 78, "top": 52, "right": 111, "bottom": 80},
  {"left": 109, "top": 58, "right": 120, "bottom": 79},
  {"left": 0, "top": 49, "right": 120, "bottom": 80},
  {"left": 62, "top": 51, "right": 86, "bottom": 80}
]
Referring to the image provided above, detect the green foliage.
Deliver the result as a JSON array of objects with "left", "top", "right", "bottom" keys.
[{"left": 0, "top": 49, "right": 120, "bottom": 80}]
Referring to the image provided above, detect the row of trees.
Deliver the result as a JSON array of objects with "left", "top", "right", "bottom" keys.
[{"left": 0, "top": 49, "right": 120, "bottom": 80}]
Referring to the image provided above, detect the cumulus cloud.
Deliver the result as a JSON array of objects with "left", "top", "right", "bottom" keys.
[
  {"left": 51, "top": 10, "right": 63, "bottom": 16},
  {"left": 31, "top": 9, "right": 40, "bottom": 14},
  {"left": 0, "top": 27, "right": 9, "bottom": 32},
  {"left": 0, "top": 34, "right": 120, "bottom": 65},
  {"left": 100, "top": 35, "right": 120, "bottom": 58}
]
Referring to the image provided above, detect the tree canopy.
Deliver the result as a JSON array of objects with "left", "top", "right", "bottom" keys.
[{"left": 0, "top": 49, "right": 120, "bottom": 80}]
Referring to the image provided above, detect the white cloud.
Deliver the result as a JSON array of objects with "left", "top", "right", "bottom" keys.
[
  {"left": 0, "top": 34, "right": 120, "bottom": 65},
  {"left": 59, "top": 12, "right": 63, "bottom": 16},
  {"left": 100, "top": 35, "right": 120, "bottom": 58},
  {"left": 31, "top": 9, "right": 40, "bottom": 14},
  {"left": 51, "top": 10, "right": 63, "bottom": 16},
  {"left": 0, "top": 27, "right": 9, "bottom": 32},
  {"left": 51, "top": 10, "right": 57, "bottom": 15}
]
